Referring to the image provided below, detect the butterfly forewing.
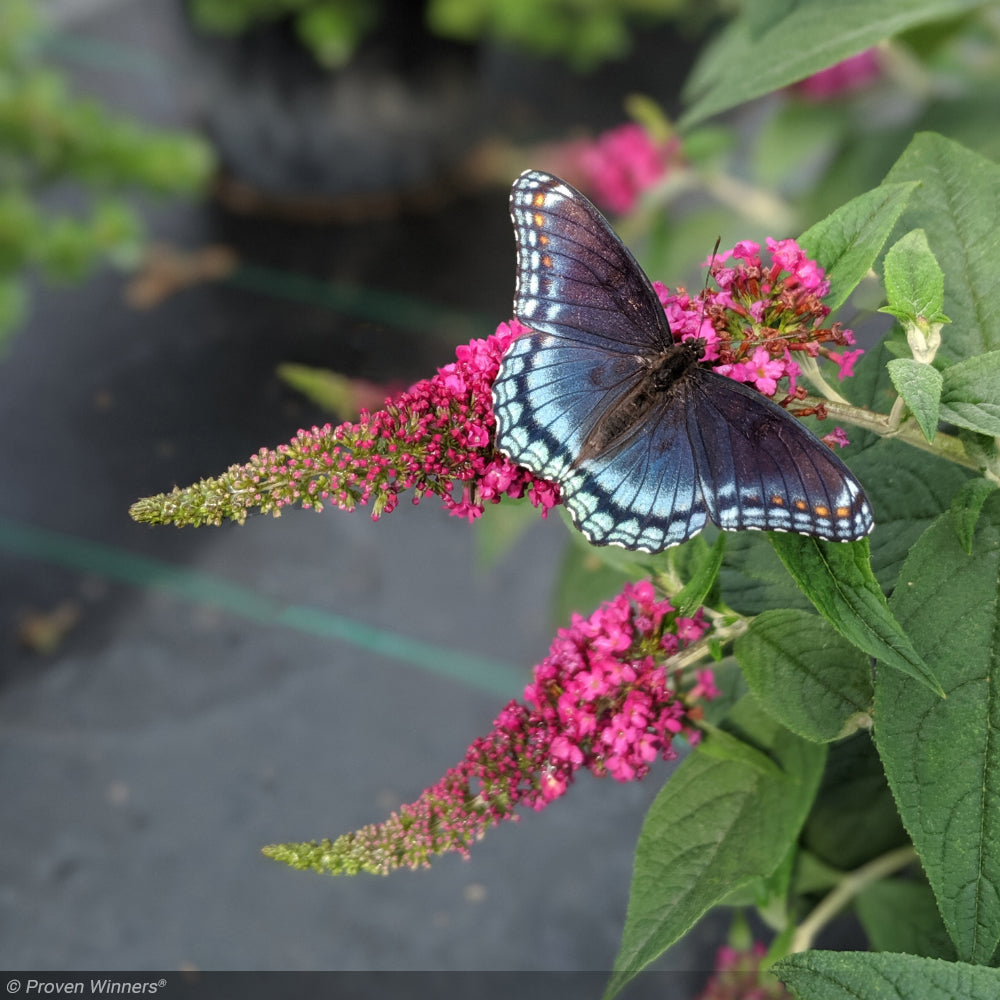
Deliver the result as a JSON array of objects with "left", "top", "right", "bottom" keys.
[
  {"left": 509, "top": 170, "right": 670, "bottom": 354},
  {"left": 493, "top": 169, "right": 875, "bottom": 551},
  {"left": 493, "top": 332, "right": 645, "bottom": 483}
]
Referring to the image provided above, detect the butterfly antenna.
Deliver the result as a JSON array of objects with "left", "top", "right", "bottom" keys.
[{"left": 697, "top": 236, "right": 721, "bottom": 335}]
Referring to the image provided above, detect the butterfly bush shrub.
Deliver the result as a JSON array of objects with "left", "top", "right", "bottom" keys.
[{"left": 131, "top": 127, "right": 1000, "bottom": 997}]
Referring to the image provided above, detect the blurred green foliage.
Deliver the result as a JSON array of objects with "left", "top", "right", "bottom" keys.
[
  {"left": 613, "top": 1, "right": 1000, "bottom": 293},
  {"left": 0, "top": 0, "right": 214, "bottom": 350},
  {"left": 187, "top": 0, "right": 696, "bottom": 71},
  {"left": 428, "top": 0, "right": 692, "bottom": 70},
  {"left": 187, "top": 0, "right": 382, "bottom": 68}
]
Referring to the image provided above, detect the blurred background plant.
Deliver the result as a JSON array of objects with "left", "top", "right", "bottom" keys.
[
  {"left": 0, "top": 0, "right": 213, "bottom": 352},
  {"left": 186, "top": 0, "right": 707, "bottom": 71}
]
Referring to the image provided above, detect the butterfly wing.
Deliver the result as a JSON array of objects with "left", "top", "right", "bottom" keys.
[
  {"left": 544, "top": 369, "right": 873, "bottom": 551},
  {"left": 507, "top": 169, "right": 670, "bottom": 354},
  {"left": 495, "top": 169, "right": 670, "bottom": 482},
  {"left": 493, "top": 331, "right": 647, "bottom": 483},
  {"left": 554, "top": 384, "right": 708, "bottom": 551},
  {"left": 683, "top": 368, "right": 873, "bottom": 542}
]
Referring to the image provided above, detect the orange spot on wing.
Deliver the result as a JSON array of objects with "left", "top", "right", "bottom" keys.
[
  {"left": 533, "top": 193, "right": 546, "bottom": 207},
  {"left": 836, "top": 506, "right": 850, "bottom": 517},
  {"left": 533, "top": 212, "right": 545, "bottom": 227},
  {"left": 794, "top": 499, "right": 808, "bottom": 511},
  {"left": 813, "top": 505, "right": 830, "bottom": 517},
  {"left": 770, "top": 495, "right": 784, "bottom": 506}
]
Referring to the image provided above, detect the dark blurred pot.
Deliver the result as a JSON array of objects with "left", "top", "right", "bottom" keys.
[{"left": 181, "top": 1, "right": 482, "bottom": 210}]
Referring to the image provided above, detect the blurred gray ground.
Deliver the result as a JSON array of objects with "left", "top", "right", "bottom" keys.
[{"left": 0, "top": 0, "right": 726, "bottom": 985}]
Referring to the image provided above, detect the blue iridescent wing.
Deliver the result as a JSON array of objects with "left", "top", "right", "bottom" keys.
[
  {"left": 492, "top": 169, "right": 874, "bottom": 551},
  {"left": 495, "top": 330, "right": 709, "bottom": 549},
  {"left": 496, "top": 169, "right": 671, "bottom": 482}
]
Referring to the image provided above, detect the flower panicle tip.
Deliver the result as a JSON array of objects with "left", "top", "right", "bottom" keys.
[{"left": 129, "top": 320, "right": 558, "bottom": 529}]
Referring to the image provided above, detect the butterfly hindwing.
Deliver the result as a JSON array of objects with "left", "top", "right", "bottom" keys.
[
  {"left": 493, "top": 169, "right": 875, "bottom": 551},
  {"left": 683, "top": 369, "right": 872, "bottom": 542},
  {"left": 493, "top": 329, "right": 648, "bottom": 483},
  {"left": 559, "top": 385, "right": 708, "bottom": 551}
]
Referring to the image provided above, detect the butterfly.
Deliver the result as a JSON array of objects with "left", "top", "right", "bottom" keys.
[{"left": 492, "top": 169, "right": 874, "bottom": 552}]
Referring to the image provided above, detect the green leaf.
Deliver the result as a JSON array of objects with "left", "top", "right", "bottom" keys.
[
  {"left": 798, "top": 181, "right": 919, "bottom": 311},
  {"left": 882, "top": 133, "right": 1000, "bottom": 362},
  {"left": 721, "top": 532, "right": 814, "bottom": 616},
  {"left": 680, "top": 1, "right": 983, "bottom": 128},
  {"left": 752, "top": 100, "right": 846, "bottom": 191},
  {"left": 672, "top": 533, "right": 725, "bottom": 617},
  {"left": 608, "top": 696, "right": 824, "bottom": 997},
  {"left": 735, "top": 609, "right": 873, "bottom": 742},
  {"left": 949, "top": 477, "right": 998, "bottom": 554},
  {"left": 879, "top": 228, "right": 949, "bottom": 326},
  {"left": 768, "top": 535, "right": 939, "bottom": 694},
  {"left": 875, "top": 492, "right": 1000, "bottom": 964},
  {"left": 958, "top": 427, "right": 1000, "bottom": 471},
  {"left": 886, "top": 358, "right": 942, "bottom": 442},
  {"left": 856, "top": 879, "right": 956, "bottom": 960},
  {"left": 274, "top": 363, "right": 365, "bottom": 418},
  {"left": 844, "top": 344, "right": 974, "bottom": 589},
  {"left": 774, "top": 950, "right": 1000, "bottom": 1000},
  {"left": 694, "top": 720, "right": 787, "bottom": 779},
  {"left": 938, "top": 350, "right": 1000, "bottom": 436},
  {"left": 802, "top": 733, "right": 907, "bottom": 871}
]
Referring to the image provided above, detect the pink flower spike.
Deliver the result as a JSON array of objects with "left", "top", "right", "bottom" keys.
[
  {"left": 742, "top": 348, "right": 786, "bottom": 397},
  {"left": 294, "top": 579, "right": 717, "bottom": 874},
  {"left": 131, "top": 316, "right": 563, "bottom": 531},
  {"left": 676, "top": 615, "right": 707, "bottom": 643},
  {"left": 783, "top": 351, "right": 800, "bottom": 394},
  {"left": 576, "top": 122, "right": 680, "bottom": 214},
  {"left": 731, "top": 240, "right": 760, "bottom": 263},
  {"left": 688, "top": 668, "right": 720, "bottom": 701}
]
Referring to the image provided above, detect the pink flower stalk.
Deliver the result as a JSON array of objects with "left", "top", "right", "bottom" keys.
[
  {"left": 129, "top": 319, "right": 559, "bottom": 528},
  {"left": 576, "top": 122, "right": 681, "bottom": 213},
  {"left": 794, "top": 48, "right": 882, "bottom": 100},
  {"left": 264, "top": 581, "right": 715, "bottom": 875},
  {"left": 696, "top": 943, "right": 792, "bottom": 1000},
  {"left": 829, "top": 348, "right": 865, "bottom": 380},
  {"left": 656, "top": 237, "right": 860, "bottom": 404}
]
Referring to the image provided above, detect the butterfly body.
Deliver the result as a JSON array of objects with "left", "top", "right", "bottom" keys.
[
  {"left": 577, "top": 340, "right": 701, "bottom": 465},
  {"left": 493, "top": 169, "right": 874, "bottom": 552}
]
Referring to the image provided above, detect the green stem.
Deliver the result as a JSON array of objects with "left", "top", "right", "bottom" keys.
[
  {"left": 806, "top": 397, "right": 979, "bottom": 471},
  {"left": 789, "top": 845, "right": 917, "bottom": 953},
  {"left": 673, "top": 613, "right": 749, "bottom": 672}
]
